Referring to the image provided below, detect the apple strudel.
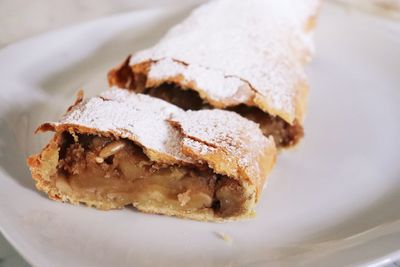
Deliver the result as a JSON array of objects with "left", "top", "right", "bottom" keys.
[{"left": 27, "top": 88, "right": 276, "bottom": 221}]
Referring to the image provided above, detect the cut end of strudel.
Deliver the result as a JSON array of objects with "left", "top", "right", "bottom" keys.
[
  {"left": 27, "top": 88, "right": 276, "bottom": 221},
  {"left": 108, "top": 0, "right": 320, "bottom": 148}
]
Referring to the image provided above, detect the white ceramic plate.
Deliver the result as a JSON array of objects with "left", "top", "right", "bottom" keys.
[{"left": 0, "top": 2, "right": 399, "bottom": 267}]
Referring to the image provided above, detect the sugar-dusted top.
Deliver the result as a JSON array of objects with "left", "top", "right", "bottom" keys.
[
  {"left": 131, "top": 0, "right": 319, "bottom": 124},
  {"left": 170, "top": 109, "right": 275, "bottom": 184},
  {"left": 50, "top": 88, "right": 190, "bottom": 163}
]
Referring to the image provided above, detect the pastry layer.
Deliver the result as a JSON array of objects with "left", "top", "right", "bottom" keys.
[
  {"left": 108, "top": 0, "right": 319, "bottom": 148},
  {"left": 27, "top": 88, "right": 276, "bottom": 221}
]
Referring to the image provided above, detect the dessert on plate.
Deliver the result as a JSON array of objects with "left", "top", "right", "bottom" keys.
[
  {"left": 27, "top": 0, "right": 319, "bottom": 221},
  {"left": 108, "top": 0, "right": 319, "bottom": 148},
  {"left": 27, "top": 88, "right": 276, "bottom": 221}
]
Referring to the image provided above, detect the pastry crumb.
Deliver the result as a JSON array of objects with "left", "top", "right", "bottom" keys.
[{"left": 215, "top": 231, "right": 233, "bottom": 245}]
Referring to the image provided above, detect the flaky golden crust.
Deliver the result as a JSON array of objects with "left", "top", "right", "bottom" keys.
[
  {"left": 27, "top": 88, "right": 276, "bottom": 222},
  {"left": 27, "top": 135, "right": 62, "bottom": 202}
]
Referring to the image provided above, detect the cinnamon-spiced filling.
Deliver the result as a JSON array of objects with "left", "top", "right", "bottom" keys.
[{"left": 53, "top": 132, "right": 247, "bottom": 218}]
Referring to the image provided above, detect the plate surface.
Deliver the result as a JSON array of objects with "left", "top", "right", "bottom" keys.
[{"left": 0, "top": 3, "right": 399, "bottom": 267}]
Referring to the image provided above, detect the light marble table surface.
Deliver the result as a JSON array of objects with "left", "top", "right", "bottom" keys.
[{"left": 0, "top": 1, "right": 399, "bottom": 266}]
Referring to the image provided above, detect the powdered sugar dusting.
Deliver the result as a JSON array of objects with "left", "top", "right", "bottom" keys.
[
  {"left": 182, "top": 138, "right": 215, "bottom": 158},
  {"left": 52, "top": 87, "right": 190, "bottom": 162},
  {"left": 131, "top": 0, "right": 319, "bottom": 123},
  {"left": 171, "top": 109, "right": 274, "bottom": 180},
  {"left": 148, "top": 58, "right": 246, "bottom": 100}
]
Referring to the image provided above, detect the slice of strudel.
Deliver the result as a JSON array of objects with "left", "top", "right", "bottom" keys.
[
  {"left": 27, "top": 88, "right": 276, "bottom": 221},
  {"left": 108, "top": 0, "right": 320, "bottom": 148}
]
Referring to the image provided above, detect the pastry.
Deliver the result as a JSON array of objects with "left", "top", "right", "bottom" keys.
[
  {"left": 108, "top": 0, "right": 320, "bottom": 148},
  {"left": 27, "top": 88, "right": 276, "bottom": 221}
]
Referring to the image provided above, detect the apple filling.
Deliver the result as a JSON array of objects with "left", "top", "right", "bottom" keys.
[{"left": 53, "top": 132, "right": 247, "bottom": 218}]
